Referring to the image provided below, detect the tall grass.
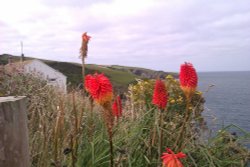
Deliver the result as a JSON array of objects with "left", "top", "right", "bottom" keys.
[{"left": 1, "top": 67, "right": 249, "bottom": 167}]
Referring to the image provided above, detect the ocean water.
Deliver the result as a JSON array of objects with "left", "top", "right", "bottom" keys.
[{"left": 198, "top": 71, "right": 250, "bottom": 137}]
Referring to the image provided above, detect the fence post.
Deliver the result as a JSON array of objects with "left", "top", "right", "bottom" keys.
[{"left": 0, "top": 96, "right": 30, "bottom": 167}]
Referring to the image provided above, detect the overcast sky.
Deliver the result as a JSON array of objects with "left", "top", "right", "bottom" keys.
[{"left": 1, "top": 0, "right": 250, "bottom": 72}]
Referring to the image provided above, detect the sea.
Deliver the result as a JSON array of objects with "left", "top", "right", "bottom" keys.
[{"left": 198, "top": 71, "right": 250, "bottom": 148}]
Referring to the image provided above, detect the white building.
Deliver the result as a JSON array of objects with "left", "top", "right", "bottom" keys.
[{"left": 7, "top": 59, "right": 67, "bottom": 93}]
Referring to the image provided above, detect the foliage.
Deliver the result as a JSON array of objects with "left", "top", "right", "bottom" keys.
[
  {"left": 78, "top": 75, "right": 249, "bottom": 166},
  {"left": 0, "top": 54, "right": 176, "bottom": 93},
  {"left": 1, "top": 69, "right": 85, "bottom": 167},
  {"left": 1, "top": 68, "right": 249, "bottom": 167}
]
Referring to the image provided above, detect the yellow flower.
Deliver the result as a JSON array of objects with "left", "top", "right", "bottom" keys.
[
  {"left": 195, "top": 91, "right": 202, "bottom": 95},
  {"left": 170, "top": 99, "right": 176, "bottom": 104},
  {"left": 166, "top": 75, "right": 174, "bottom": 79},
  {"left": 177, "top": 99, "right": 183, "bottom": 103},
  {"left": 177, "top": 96, "right": 183, "bottom": 103}
]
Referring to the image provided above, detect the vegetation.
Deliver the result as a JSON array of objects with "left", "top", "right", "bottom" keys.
[
  {"left": 0, "top": 54, "right": 176, "bottom": 93},
  {"left": 0, "top": 66, "right": 249, "bottom": 167},
  {"left": 0, "top": 53, "right": 175, "bottom": 97}
]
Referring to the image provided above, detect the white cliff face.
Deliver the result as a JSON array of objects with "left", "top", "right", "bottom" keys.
[{"left": 23, "top": 60, "right": 67, "bottom": 93}]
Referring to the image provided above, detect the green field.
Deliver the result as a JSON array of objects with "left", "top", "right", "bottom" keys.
[{"left": 0, "top": 54, "right": 176, "bottom": 92}]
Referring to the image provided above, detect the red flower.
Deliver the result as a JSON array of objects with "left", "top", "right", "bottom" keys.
[
  {"left": 85, "top": 73, "right": 113, "bottom": 105},
  {"left": 161, "top": 148, "right": 186, "bottom": 167},
  {"left": 82, "top": 32, "right": 91, "bottom": 42},
  {"left": 152, "top": 80, "right": 168, "bottom": 110},
  {"left": 179, "top": 62, "right": 198, "bottom": 99},
  {"left": 112, "top": 96, "right": 122, "bottom": 118}
]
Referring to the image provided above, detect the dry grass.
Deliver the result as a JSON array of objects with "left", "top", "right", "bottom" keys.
[{"left": 0, "top": 68, "right": 249, "bottom": 167}]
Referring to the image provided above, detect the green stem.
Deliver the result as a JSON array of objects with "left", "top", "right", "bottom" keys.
[
  {"left": 174, "top": 100, "right": 191, "bottom": 151},
  {"left": 90, "top": 98, "right": 94, "bottom": 141},
  {"left": 108, "top": 126, "right": 114, "bottom": 167},
  {"left": 158, "top": 110, "right": 163, "bottom": 163},
  {"left": 103, "top": 103, "right": 114, "bottom": 167}
]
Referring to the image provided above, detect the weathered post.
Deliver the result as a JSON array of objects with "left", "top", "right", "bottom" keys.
[{"left": 0, "top": 96, "right": 30, "bottom": 167}]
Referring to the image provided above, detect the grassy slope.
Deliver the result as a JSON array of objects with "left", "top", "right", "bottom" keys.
[
  {"left": 0, "top": 54, "right": 136, "bottom": 85},
  {"left": 85, "top": 64, "right": 137, "bottom": 85},
  {"left": 43, "top": 61, "right": 138, "bottom": 91},
  {"left": 110, "top": 65, "right": 177, "bottom": 78},
  {"left": 0, "top": 54, "right": 176, "bottom": 91}
]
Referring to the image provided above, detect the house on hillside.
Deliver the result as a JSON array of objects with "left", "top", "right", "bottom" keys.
[{"left": 6, "top": 59, "right": 67, "bottom": 93}]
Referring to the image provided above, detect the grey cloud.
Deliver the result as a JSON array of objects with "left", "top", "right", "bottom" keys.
[
  {"left": 40, "top": 0, "right": 112, "bottom": 8},
  {"left": 1, "top": 0, "right": 250, "bottom": 71}
]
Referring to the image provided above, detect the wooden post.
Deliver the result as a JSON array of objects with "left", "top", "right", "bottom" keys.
[{"left": 0, "top": 96, "right": 30, "bottom": 167}]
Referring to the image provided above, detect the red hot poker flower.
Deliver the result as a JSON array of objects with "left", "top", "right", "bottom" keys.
[
  {"left": 152, "top": 80, "right": 168, "bottom": 110},
  {"left": 112, "top": 95, "right": 122, "bottom": 118},
  {"left": 85, "top": 73, "right": 113, "bottom": 105},
  {"left": 179, "top": 62, "right": 198, "bottom": 99},
  {"left": 161, "top": 148, "right": 186, "bottom": 167},
  {"left": 82, "top": 32, "right": 91, "bottom": 42},
  {"left": 80, "top": 32, "right": 91, "bottom": 58}
]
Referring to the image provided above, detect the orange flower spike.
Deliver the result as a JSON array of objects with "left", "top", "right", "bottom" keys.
[
  {"left": 80, "top": 32, "right": 91, "bottom": 58},
  {"left": 179, "top": 62, "right": 198, "bottom": 100},
  {"left": 112, "top": 95, "right": 122, "bottom": 118},
  {"left": 161, "top": 148, "right": 186, "bottom": 167},
  {"left": 152, "top": 80, "right": 168, "bottom": 110},
  {"left": 82, "top": 32, "right": 91, "bottom": 42},
  {"left": 85, "top": 73, "right": 113, "bottom": 105}
]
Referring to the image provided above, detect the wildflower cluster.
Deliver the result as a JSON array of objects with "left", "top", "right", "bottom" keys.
[
  {"left": 179, "top": 62, "right": 198, "bottom": 100},
  {"left": 112, "top": 95, "right": 122, "bottom": 118},
  {"left": 152, "top": 80, "right": 168, "bottom": 110},
  {"left": 3, "top": 33, "right": 249, "bottom": 167},
  {"left": 85, "top": 73, "right": 113, "bottom": 105}
]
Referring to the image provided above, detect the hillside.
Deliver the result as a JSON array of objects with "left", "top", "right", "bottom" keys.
[{"left": 0, "top": 54, "right": 177, "bottom": 91}]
